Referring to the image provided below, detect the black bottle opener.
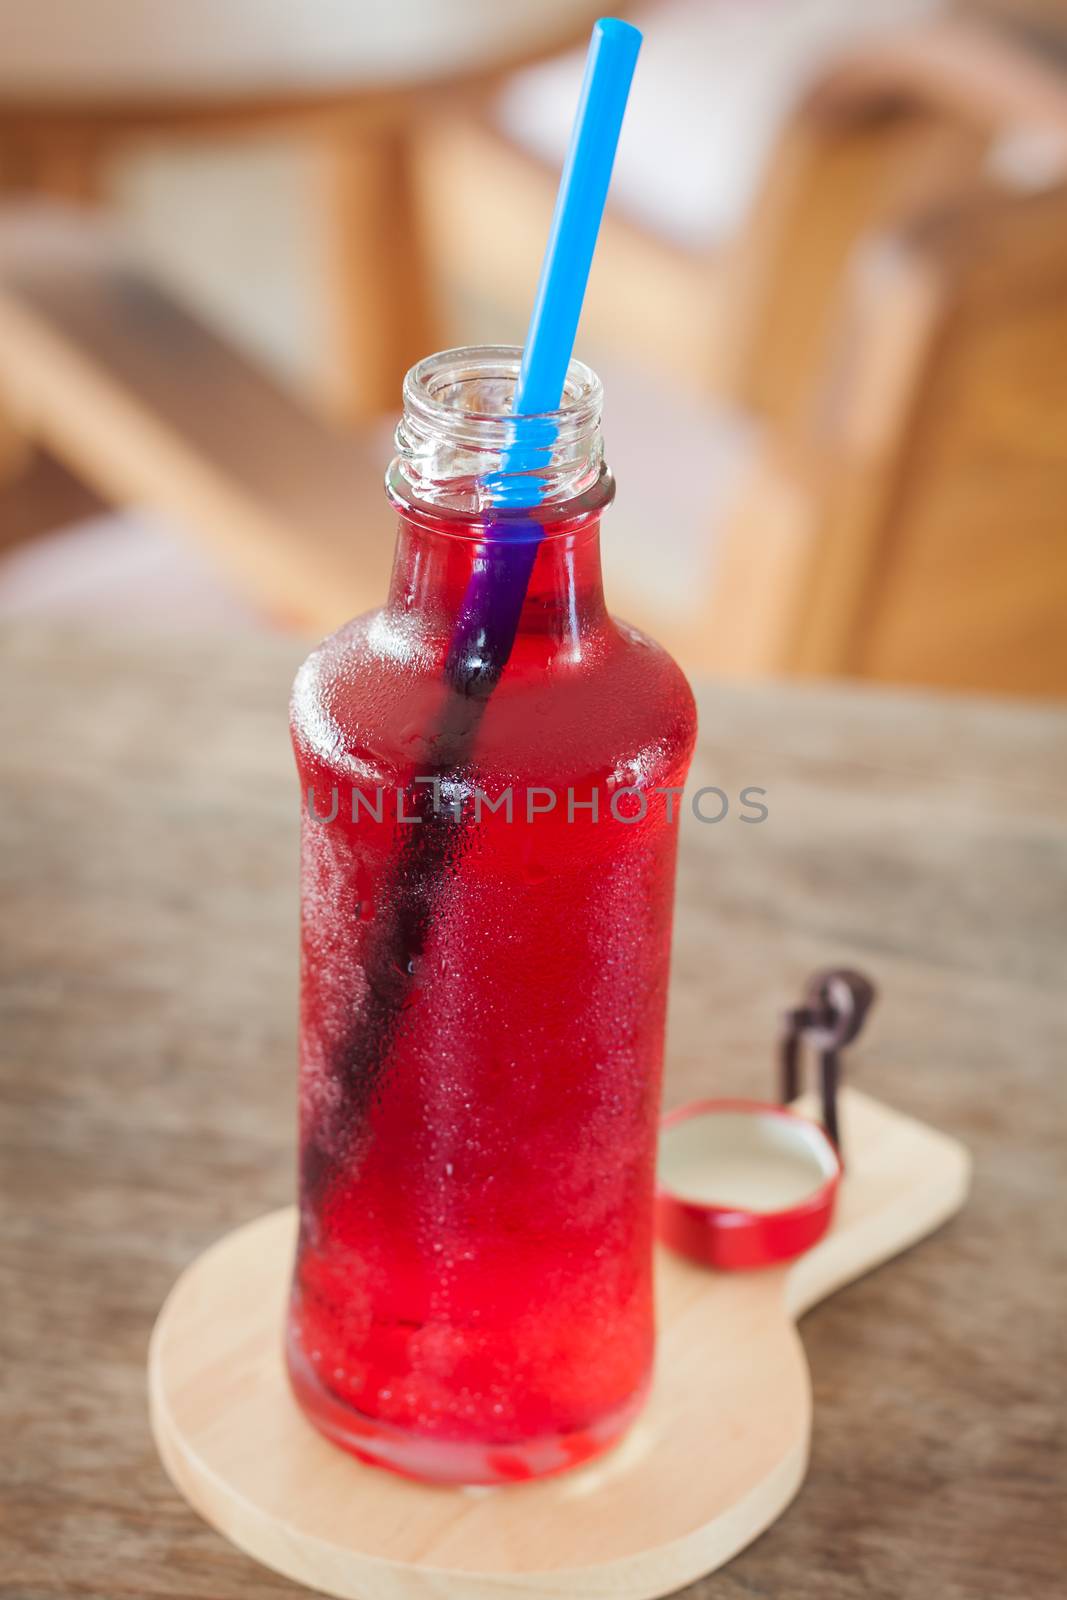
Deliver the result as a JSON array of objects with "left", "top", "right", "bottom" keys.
[{"left": 780, "top": 969, "right": 877, "bottom": 1154}]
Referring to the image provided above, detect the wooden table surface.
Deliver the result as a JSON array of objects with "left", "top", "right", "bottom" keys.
[{"left": 1, "top": 626, "right": 1063, "bottom": 1599}]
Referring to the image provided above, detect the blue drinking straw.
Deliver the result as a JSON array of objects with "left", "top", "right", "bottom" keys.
[
  {"left": 515, "top": 17, "right": 642, "bottom": 423},
  {"left": 445, "top": 17, "right": 642, "bottom": 692}
]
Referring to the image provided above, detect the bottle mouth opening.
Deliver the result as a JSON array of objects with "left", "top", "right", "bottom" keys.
[
  {"left": 393, "top": 345, "right": 605, "bottom": 516},
  {"left": 402, "top": 345, "right": 602, "bottom": 443}
]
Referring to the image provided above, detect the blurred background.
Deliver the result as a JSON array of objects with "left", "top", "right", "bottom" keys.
[{"left": 0, "top": 0, "right": 1064, "bottom": 694}]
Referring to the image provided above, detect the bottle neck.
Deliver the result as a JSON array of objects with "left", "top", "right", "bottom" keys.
[
  {"left": 386, "top": 500, "right": 610, "bottom": 664},
  {"left": 385, "top": 345, "right": 614, "bottom": 671}
]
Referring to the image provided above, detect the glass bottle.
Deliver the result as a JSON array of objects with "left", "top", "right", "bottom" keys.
[{"left": 288, "top": 346, "right": 697, "bottom": 1483}]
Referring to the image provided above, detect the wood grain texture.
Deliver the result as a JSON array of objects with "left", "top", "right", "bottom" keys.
[
  {"left": 146, "top": 1093, "right": 969, "bottom": 1600},
  {"left": 1, "top": 626, "right": 1064, "bottom": 1599}
]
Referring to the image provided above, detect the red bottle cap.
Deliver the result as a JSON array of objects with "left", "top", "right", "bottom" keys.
[{"left": 655, "top": 1098, "right": 843, "bottom": 1271}]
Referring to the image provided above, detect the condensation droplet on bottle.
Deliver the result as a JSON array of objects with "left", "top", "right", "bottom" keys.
[{"left": 354, "top": 862, "right": 376, "bottom": 923}]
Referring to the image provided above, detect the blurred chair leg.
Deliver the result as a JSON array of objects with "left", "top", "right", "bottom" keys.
[
  {"left": 0, "top": 133, "right": 106, "bottom": 501},
  {"left": 0, "top": 395, "right": 32, "bottom": 488},
  {"left": 312, "top": 117, "right": 436, "bottom": 421}
]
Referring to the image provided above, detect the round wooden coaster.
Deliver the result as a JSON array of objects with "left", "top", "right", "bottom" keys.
[{"left": 149, "top": 1090, "right": 969, "bottom": 1600}]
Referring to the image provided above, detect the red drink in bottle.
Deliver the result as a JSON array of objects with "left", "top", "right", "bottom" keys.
[{"left": 288, "top": 349, "right": 696, "bottom": 1483}]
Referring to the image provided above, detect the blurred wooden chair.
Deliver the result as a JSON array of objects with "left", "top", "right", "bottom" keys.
[
  {"left": 677, "top": 6, "right": 1067, "bottom": 694},
  {"left": 0, "top": 0, "right": 603, "bottom": 420},
  {"left": 422, "top": 5, "right": 1066, "bottom": 421},
  {"left": 0, "top": 206, "right": 393, "bottom": 629},
  {"left": 418, "top": 1, "right": 965, "bottom": 396},
  {"left": 1, "top": 12, "right": 1065, "bottom": 694},
  {"left": 701, "top": 177, "right": 1067, "bottom": 695},
  {"left": 726, "top": 6, "right": 1067, "bottom": 433}
]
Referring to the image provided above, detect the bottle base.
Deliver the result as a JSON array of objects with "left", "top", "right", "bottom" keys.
[{"left": 286, "top": 1328, "right": 648, "bottom": 1486}]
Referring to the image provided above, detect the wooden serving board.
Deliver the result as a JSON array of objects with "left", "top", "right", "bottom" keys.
[{"left": 149, "top": 1089, "right": 970, "bottom": 1600}]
